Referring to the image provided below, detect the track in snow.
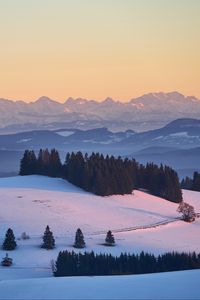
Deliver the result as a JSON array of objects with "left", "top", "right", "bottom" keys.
[{"left": 92, "top": 217, "right": 183, "bottom": 235}]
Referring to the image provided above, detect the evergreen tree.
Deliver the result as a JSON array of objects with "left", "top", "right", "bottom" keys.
[
  {"left": 37, "top": 149, "right": 45, "bottom": 175},
  {"left": 105, "top": 230, "right": 115, "bottom": 246},
  {"left": 41, "top": 225, "right": 55, "bottom": 249},
  {"left": 73, "top": 228, "right": 85, "bottom": 248},
  {"left": 19, "top": 150, "right": 37, "bottom": 175},
  {"left": 192, "top": 172, "right": 200, "bottom": 192},
  {"left": 181, "top": 176, "right": 193, "bottom": 190},
  {"left": 2, "top": 228, "right": 17, "bottom": 250},
  {"left": 49, "top": 149, "right": 62, "bottom": 177},
  {"left": 1, "top": 253, "right": 13, "bottom": 266}
]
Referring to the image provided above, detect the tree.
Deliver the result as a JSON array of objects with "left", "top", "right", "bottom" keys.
[
  {"left": 73, "top": 228, "right": 85, "bottom": 248},
  {"left": 105, "top": 230, "right": 115, "bottom": 246},
  {"left": 19, "top": 150, "right": 37, "bottom": 175},
  {"left": 41, "top": 226, "right": 55, "bottom": 249},
  {"left": 49, "top": 149, "right": 62, "bottom": 177},
  {"left": 21, "top": 232, "right": 30, "bottom": 240},
  {"left": 2, "top": 228, "right": 17, "bottom": 250},
  {"left": 181, "top": 176, "right": 193, "bottom": 190},
  {"left": 1, "top": 253, "right": 13, "bottom": 266},
  {"left": 177, "top": 202, "right": 196, "bottom": 222},
  {"left": 192, "top": 172, "right": 200, "bottom": 192}
]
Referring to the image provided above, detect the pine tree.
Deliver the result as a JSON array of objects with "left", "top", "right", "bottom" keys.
[
  {"left": 49, "top": 149, "right": 62, "bottom": 177},
  {"left": 73, "top": 228, "right": 85, "bottom": 248},
  {"left": 19, "top": 150, "right": 37, "bottom": 175},
  {"left": 105, "top": 230, "right": 115, "bottom": 246},
  {"left": 41, "top": 225, "right": 55, "bottom": 249},
  {"left": 2, "top": 228, "right": 17, "bottom": 250},
  {"left": 192, "top": 172, "right": 200, "bottom": 191},
  {"left": 1, "top": 253, "right": 13, "bottom": 266}
]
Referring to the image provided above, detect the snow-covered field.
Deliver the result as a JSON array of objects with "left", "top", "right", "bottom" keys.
[
  {"left": 0, "top": 175, "right": 199, "bottom": 299},
  {"left": 0, "top": 269, "right": 199, "bottom": 300}
]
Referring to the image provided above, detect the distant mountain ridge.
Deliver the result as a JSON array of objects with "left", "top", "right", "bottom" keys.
[
  {"left": 0, "top": 118, "right": 199, "bottom": 153},
  {"left": 0, "top": 118, "right": 199, "bottom": 178},
  {"left": 0, "top": 92, "right": 200, "bottom": 133}
]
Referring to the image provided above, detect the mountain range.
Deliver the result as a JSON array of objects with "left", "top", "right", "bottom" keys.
[
  {"left": 0, "top": 92, "right": 200, "bottom": 133},
  {"left": 0, "top": 118, "right": 199, "bottom": 152}
]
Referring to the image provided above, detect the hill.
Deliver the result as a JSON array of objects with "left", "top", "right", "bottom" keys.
[
  {"left": 0, "top": 269, "right": 199, "bottom": 300},
  {"left": 0, "top": 175, "right": 199, "bottom": 281}
]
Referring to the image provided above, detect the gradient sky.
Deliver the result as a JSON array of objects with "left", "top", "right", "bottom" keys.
[{"left": 0, "top": 0, "right": 200, "bottom": 102}]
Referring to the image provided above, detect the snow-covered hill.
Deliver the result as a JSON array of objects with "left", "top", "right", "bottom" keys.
[
  {"left": 0, "top": 269, "right": 199, "bottom": 300},
  {"left": 0, "top": 175, "right": 181, "bottom": 236},
  {"left": 0, "top": 175, "right": 199, "bottom": 282}
]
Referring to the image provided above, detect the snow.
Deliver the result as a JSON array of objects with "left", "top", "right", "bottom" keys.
[
  {"left": 152, "top": 135, "right": 164, "bottom": 140},
  {"left": 55, "top": 130, "right": 74, "bottom": 137},
  {"left": 0, "top": 175, "right": 199, "bottom": 297},
  {"left": 168, "top": 132, "right": 200, "bottom": 139},
  {"left": 0, "top": 270, "right": 199, "bottom": 299},
  {"left": 16, "top": 138, "right": 32, "bottom": 143},
  {"left": 0, "top": 175, "right": 182, "bottom": 237}
]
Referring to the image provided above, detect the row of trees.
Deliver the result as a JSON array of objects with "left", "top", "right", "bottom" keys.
[
  {"left": 42, "top": 226, "right": 115, "bottom": 249},
  {"left": 54, "top": 250, "right": 200, "bottom": 277},
  {"left": 19, "top": 149, "right": 183, "bottom": 203},
  {"left": 181, "top": 171, "right": 200, "bottom": 192},
  {"left": 1, "top": 227, "right": 115, "bottom": 251}
]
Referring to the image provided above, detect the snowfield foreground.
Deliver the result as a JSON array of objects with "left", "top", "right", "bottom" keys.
[
  {"left": 0, "top": 269, "right": 199, "bottom": 300},
  {"left": 0, "top": 175, "right": 199, "bottom": 299}
]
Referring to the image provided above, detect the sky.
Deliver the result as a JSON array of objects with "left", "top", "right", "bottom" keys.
[{"left": 0, "top": 0, "right": 199, "bottom": 102}]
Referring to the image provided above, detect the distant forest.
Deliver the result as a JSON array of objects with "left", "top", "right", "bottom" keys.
[
  {"left": 181, "top": 171, "right": 200, "bottom": 192},
  {"left": 54, "top": 250, "right": 200, "bottom": 277},
  {"left": 19, "top": 149, "right": 182, "bottom": 203}
]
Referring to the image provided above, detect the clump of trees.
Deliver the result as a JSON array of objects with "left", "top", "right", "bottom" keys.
[
  {"left": 177, "top": 202, "right": 196, "bottom": 222},
  {"left": 53, "top": 250, "right": 200, "bottom": 277},
  {"left": 19, "top": 149, "right": 62, "bottom": 178},
  {"left": 181, "top": 171, "right": 200, "bottom": 192},
  {"left": 19, "top": 149, "right": 183, "bottom": 203},
  {"left": 2, "top": 228, "right": 17, "bottom": 250}
]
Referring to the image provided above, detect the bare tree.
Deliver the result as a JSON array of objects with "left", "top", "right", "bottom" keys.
[{"left": 177, "top": 202, "right": 196, "bottom": 222}]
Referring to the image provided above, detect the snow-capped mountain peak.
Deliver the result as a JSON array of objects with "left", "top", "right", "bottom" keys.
[{"left": 0, "top": 92, "right": 199, "bottom": 132}]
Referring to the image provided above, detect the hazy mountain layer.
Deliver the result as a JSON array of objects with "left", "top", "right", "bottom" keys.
[{"left": 0, "top": 92, "right": 200, "bottom": 133}]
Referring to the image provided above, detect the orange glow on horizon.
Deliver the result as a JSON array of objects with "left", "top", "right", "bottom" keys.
[{"left": 0, "top": 0, "right": 199, "bottom": 102}]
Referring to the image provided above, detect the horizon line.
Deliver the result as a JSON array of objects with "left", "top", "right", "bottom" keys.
[{"left": 0, "top": 91, "right": 199, "bottom": 104}]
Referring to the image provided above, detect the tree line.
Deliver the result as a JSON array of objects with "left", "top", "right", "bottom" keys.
[
  {"left": 54, "top": 250, "right": 200, "bottom": 277},
  {"left": 19, "top": 149, "right": 182, "bottom": 203},
  {"left": 181, "top": 171, "right": 200, "bottom": 192}
]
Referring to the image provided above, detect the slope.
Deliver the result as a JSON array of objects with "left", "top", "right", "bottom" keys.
[{"left": 0, "top": 175, "right": 199, "bottom": 281}]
